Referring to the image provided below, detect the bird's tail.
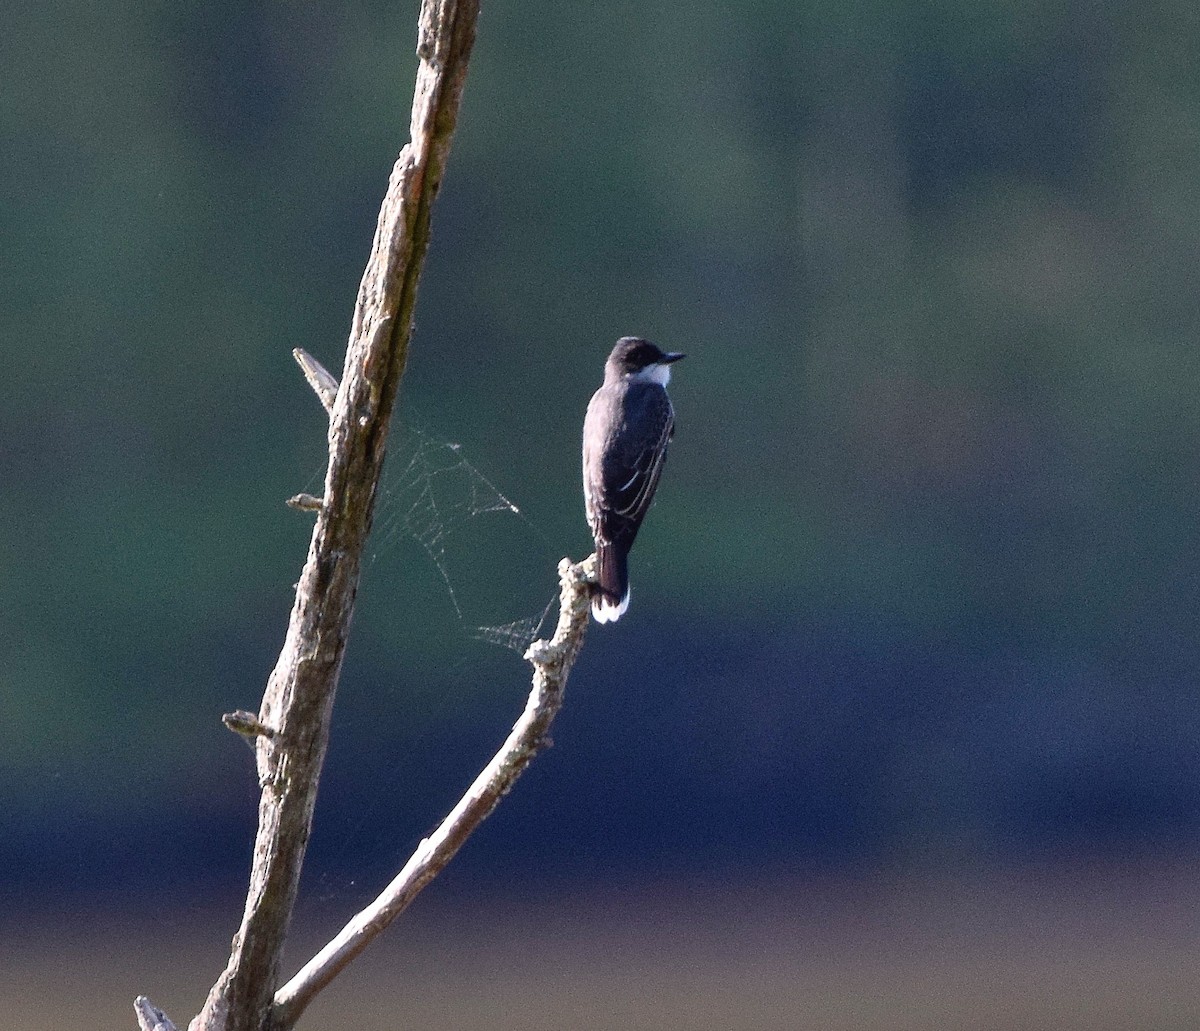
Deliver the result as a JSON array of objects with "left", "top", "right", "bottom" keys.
[{"left": 592, "top": 544, "right": 630, "bottom": 623}]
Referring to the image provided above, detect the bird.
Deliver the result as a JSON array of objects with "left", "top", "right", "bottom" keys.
[{"left": 582, "top": 337, "right": 685, "bottom": 623}]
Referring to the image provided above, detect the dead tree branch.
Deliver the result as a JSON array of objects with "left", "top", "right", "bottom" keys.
[
  {"left": 136, "top": 2, "right": 484, "bottom": 1029},
  {"left": 272, "top": 555, "right": 594, "bottom": 1028},
  {"left": 135, "top": 997, "right": 178, "bottom": 1031}
]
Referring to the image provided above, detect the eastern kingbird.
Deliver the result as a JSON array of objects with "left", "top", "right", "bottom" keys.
[{"left": 582, "top": 337, "right": 685, "bottom": 623}]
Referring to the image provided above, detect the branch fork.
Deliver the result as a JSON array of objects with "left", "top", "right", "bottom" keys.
[
  {"left": 135, "top": 5, "right": 601, "bottom": 1026},
  {"left": 271, "top": 554, "right": 593, "bottom": 1027}
]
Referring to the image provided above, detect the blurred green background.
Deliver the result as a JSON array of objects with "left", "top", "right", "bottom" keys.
[{"left": 5, "top": 0, "right": 1200, "bottom": 1026}]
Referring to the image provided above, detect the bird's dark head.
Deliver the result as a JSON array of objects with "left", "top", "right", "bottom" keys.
[{"left": 605, "top": 337, "right": 686, "bottom": 384}]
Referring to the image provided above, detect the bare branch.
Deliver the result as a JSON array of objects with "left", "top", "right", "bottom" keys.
[
  {"left": 284, "top": 493, "right": 323, "bottom": 512},
  {"left": 138, "top": 2, "right": 599, "bottom": 1029},
  {"left": 272, "top": 555, "right": 595, "bottom": 1029},
  {"left": 167, "top": 2, "right": 484, "bottom": 1030},
  {"left": 292, "top": 348, "right": 339, "bottom": 416},
  {"left": 222, "top": 710, "right": 275, "bottom": 740},
  {"left": 135, "top": 998, "right": 178, "bottom": 1031},
  {"left": 287, "top": 352, "right": 339, "bottom": 510}
]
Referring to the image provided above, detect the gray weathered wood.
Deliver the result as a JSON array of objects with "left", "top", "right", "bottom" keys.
[
  {"left": 135, "top": 997, "right": 178, "bottom": 1031},
  {"left": 272, "top": 556, "right": 594, "bottom": 1028},
  {"left": 155, "top": 3, "right": 485, "bottom": 1030}
]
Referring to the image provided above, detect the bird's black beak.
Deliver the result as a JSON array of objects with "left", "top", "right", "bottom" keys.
[{"left": 663, "top": 352, "right": 686, "bottom": 363}]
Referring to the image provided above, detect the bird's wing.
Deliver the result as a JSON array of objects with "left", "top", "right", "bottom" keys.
[{"left": 598, "top": 386, "right": 675, "bottom": 542}]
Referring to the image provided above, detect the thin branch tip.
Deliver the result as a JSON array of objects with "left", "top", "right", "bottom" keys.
[
  {"left": 572, "top": 552, "right": 600, "bottom": 586},
  {"left": 523, "top": 638, "right": 553, "bottom": 664},
  {"left": 222, "top": 710, "right": 275, "bottom": 740},
  {"left": 523, "top": 555, "right": 594, "bottom": 666},
  {"left": 286, "top": 492, "right": 324, "bottom": 511},
  {"left": 134, "top": 997, "right": 178, "bottom": 1031},
  {"left": 293, "top": 347, "right": 339, "bottom": 414}
]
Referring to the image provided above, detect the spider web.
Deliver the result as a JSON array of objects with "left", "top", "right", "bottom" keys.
[
  {"left": 290, "top": 419, "right": 571, "bottom": 918},
  {"left": 371, "top": 424, "right": 560, "bottom": 654}
]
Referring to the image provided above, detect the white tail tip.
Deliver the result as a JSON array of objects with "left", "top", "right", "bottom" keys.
[{"left": 591, "top": 586, "right": 630, "bottom": 624}]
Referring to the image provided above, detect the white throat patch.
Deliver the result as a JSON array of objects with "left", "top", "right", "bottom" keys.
[{"left": 631, "top": 362, "right": 672, "bottom": 387}]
